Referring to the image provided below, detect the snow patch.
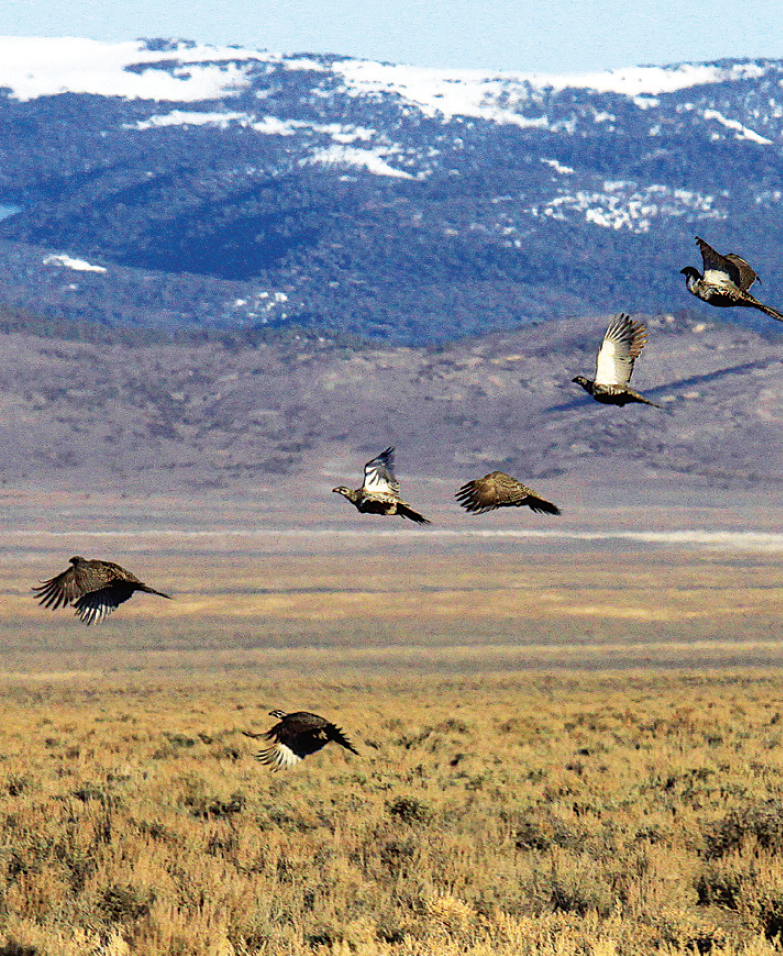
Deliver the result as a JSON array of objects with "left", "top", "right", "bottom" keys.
[
  {"left": 535, "top": 183, "right": 724, "bottom": 233},
  {"left": 702, "top": 108, "right": 773, "bottom": 144},
  {"left": 43, "top": 253, "right": 107, "bottom": 274},
  {"left": 131, "top": 109, "right": 250, "bottom": 130},
  {"left": 0, "top": 37, "right": 262, "bottom": 102},
  {"left": 332, "top": 59, "right": 775, "bottom": 124},
  {"left": 541, "top": 158, "right": 574, "bottom": 175},
  {"left": 304, "top": 145, "right": 416, "bottom": 179},
  {"left": 131, "top": 109, "right": 378, "bottom": 144}
]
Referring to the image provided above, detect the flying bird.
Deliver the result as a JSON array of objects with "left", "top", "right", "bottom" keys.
[
  {"left": 33, "top": 555, "right": 171, "bottom": 625},
  {"left": 455, "top": 472, "right": 561, "bottom": 516},
  {"left": 332, "top": 446, "right": 431, "bottom": 524},
  {"left": 572, "top": 313, "right": 659, "bottom": 407},
  {"left": 681, "top": 236, "right": 783, "bottom": 321},
  {"left": 243, "top": 710, "right": 359, "bottom": 770}
]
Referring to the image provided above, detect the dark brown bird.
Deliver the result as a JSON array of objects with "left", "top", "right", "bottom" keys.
[
  {"left": 681, "top": 236, "right": 783, "bottom": 321},
  {"left": 572, "top": 313, "right": 659, "bottom": 407},
  {"left": 332, "top": 446, "right": 431, "bottom": 524},
  {"left": 456, "top": 471, "right": 561, "bottom": 515},
  {"left": 243, "top": 710, "right": 359, "bottom": 770},
  {"left": 33, "top": 555, "right": 171, "bottom": 625}
]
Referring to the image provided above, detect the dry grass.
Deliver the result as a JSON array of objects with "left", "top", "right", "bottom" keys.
[
  {"left": 6, "top": 494, "right": 783, "bottom": 952},
  {"left": 0, "top": 674, "right": 783, "bottom": 954}
]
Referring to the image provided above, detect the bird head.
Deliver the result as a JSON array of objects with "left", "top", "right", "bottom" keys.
[
  {"left": 69, "top": 555, "right": 86, "bottom": 565},
  {"left": 680, "top": 266, "right": 701, "bottom": 280},
  {"left": 332, "top": 486, "right": 350, "bottom": 496}
]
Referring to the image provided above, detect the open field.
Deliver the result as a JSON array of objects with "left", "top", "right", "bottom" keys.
[
  {"left": 4, "top": 488, "right": 783, "bottom": 952},
  {"left": 1, "top": 674, "right": 783, "bottom": 954},
  {"left": 5, "top": 485, "right": 783, "bottom": 676}
]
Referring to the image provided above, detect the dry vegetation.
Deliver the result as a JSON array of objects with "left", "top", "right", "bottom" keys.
[
  {"left": 6, "top": 494, "right": 783, "bottom": 953},
  {"left": 1, "top": 674, "right": 783, "bottom": 955}
]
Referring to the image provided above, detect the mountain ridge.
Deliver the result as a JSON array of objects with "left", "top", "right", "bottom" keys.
[{"left": 0, "top": 38, "right": 782, "bottom": 343}]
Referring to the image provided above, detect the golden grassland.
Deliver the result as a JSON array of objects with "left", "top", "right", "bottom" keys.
[
  {"left": 2, "top": 673, "right": 783, "bottom": 955},
  {"left": 5, "top": 497, "right": 783, "bottom": 953}
]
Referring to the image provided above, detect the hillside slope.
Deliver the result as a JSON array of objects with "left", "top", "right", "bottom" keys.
[{"left": 1, "top": 40, "right": 783, "bottom": 342}]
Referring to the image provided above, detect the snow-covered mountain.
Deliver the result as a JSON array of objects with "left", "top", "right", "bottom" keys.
[{"left": 1, "top": 37, "right": 783, "bottom": 342}]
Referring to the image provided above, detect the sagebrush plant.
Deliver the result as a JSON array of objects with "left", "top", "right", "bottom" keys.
[{"left": 1, "top": 674, "right": 783, "bottom": 954}]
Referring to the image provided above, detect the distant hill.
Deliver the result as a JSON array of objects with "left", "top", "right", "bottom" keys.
[
  {"left": 1, "top": 39, "right": 783, "bottom": 343},
  {"left": 5, "top": 310, "right": 783, "bottom": 500}
]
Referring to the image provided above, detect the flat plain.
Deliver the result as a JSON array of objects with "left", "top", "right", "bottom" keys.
[{"left": 3, "top": 486, "right": 783, "bottom": 954}]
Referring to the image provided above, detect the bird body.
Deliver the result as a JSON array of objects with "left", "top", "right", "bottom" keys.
[
  {"left": 333, "top": 446, "right": 430, "bottom": 524},
  {"left": 573, "top": 313, "right": 659, "bottom": 408},
  {"left": 33, "top": 556, "right": 171, "bottom": 625},
  {"left": 244, "top": 710, "right": 359, "bottom": 770},
  {"left": 681, "top": 236, "right": 783, "bottom": 321},
  {"left": 456, "top": 471, "right": 561, "bottom": 515}
]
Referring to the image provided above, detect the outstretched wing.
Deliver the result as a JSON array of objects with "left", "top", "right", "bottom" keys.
[
  {"left": 32, "top": 565, "right": 81, "bottom": 610},
  {"left": 254, "top": 740, "right": 304, "bottom": 770},
  {"left": 363, "top": 446, "right": 399, "bottom": 495},
  {"left": 594, "top": 314, "right": 648, "bottom": 387},
  {"left": 257, "top": 712, "right": 327, "bottom": 769},
  {"left": 395, "top": 501, "right": 432, "bottom": 525},
  {"left": 456, "top": 471, "right": 561, "bottom": 515},
  {"left": 73, "top": 584, "right": 134, "bottom": 626},
  {"left": 326, "top": 722, "right": 359, "bottom": 755},
  {"left": 696, "top": 236, "right": 756, "bottom": 290},
  {"left": 724, "top": 253, "right": 758, "bottom": 291}
]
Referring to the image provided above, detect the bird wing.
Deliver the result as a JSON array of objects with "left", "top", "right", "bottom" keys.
[
  {"left": 395, "top": 500, "right": 431, "bottom": 525},
  {"left": 456, "top": 472, "right": 517, "bottom": 513},
  {"left": 594, "top": 313, "right": 647, "bottom": 387},
  {"left": 32, "top": 564, "right": 82, "bottom": 609},
  {"left": 326, "top": 722, "right": 359, "bottom": 755},
  {"left": 363, "top": 446, "right": 400, "bottom": 495},
  {"left": 73, "top": 584, "right": 133, "bottom": 625},
  {"left": 254, "top": 741, "right": 303, "bottom": 770},
  {"left": 456, "top": 471, "right": 560, "bottom": 515},
  {"left": 724, "top": 253, "right": 759, "bottom": 291},
  {"left": 274, "top": 714, "right": 330, "bottom": 759},
  {"left": 696, "top": 236, "right": 753, "bottom": 290}
]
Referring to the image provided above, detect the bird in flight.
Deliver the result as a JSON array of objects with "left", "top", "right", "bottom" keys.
[
  {"left": 33, "top": 556, "right": 171, "bottom": 625},
  {"left": 332, "top": 446, "right": 431, "bottom": 524},
  {"left": 681, "top": 236, "right": 783, "bottom": 321},
  {"left": 456, "top": 471, "right": 561, "bottom": 515},
  {"left": 243, "top": 710, "right": 359, "bottom": 770},
  {"left": 572, "top": 313, "right": 659, "bottom": 407}
]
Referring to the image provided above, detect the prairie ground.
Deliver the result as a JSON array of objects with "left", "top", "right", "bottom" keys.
[
  {"left": 4, "top": 490, "right": 783, "bottom": 953},
  {"left": 1, "top": 673, "right": 783, "bottom": 955}
]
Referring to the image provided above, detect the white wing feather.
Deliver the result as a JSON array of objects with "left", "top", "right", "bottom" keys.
[
  {"left": 74, "top": 587, "right": 122, "bottom": 625},
  {"left": 362, "top": 448, "right": 399, "bottom": 495},
  {"left": 259, "top": 742, "right": 302, "bottom": 771},
  {"left": 594, "top": 314, "right": 644, "bottom": 387}
]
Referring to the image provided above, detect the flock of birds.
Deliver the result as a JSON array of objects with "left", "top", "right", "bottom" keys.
[{"left": 29, "top": 236, "right": 783, "bottom": 769}]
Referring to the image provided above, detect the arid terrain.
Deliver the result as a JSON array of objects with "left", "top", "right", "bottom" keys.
[
  {"left": 3, "top": 310, "right": 783, "bottom": 954},
  {"left": 1, "top": 672, "right": 783, "bottom": 955},
  {"left": 4, "top": 308, "right": 783, "bottom": 498}
]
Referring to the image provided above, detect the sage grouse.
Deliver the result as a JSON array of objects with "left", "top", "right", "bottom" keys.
[
  {"left": 33, "top": 555, "right": 171, "bottom": 625},
  {"left": 573, "top": 313, "right": 659, "bottom": 407},
  {"left": 456, "top": 472, "right": 561, "bottom": 516},
  {"left": 681, "top": 236, "right": 783, "bottom": 321},
  {"left": 332, "top": 446, "right": 431, "bottom": 524},
  {"left": 243, "top": 710, "right": 359, "bottom": 770}
]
